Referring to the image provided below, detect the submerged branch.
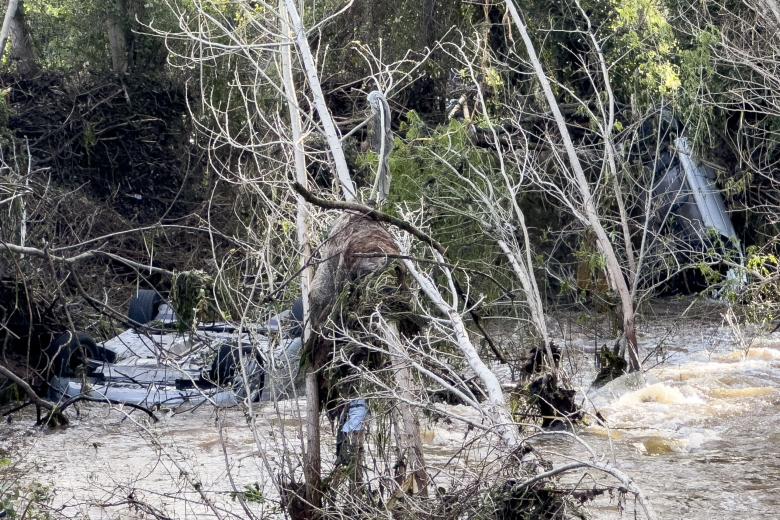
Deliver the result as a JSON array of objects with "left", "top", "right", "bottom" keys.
[
  {"left": 57, "top": 395, "right": 159, "bottom": 423},
  {"left": 510, "top": 461, "right": 658, "bottom": 520},
  {"left": 0, "top": 363, "right": 69, "bottom": 426}
]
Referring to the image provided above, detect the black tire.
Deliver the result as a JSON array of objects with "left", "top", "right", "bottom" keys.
[
  {"left": 128, "top": 289, "right": 162, "bottom": 325},
  {"left": 208, "top": 344, "right": 265, "bottom": 399},
  {"left": 209, "top": 344, "right": 237, "bottom": 385},
  {"left": 46, "top": 332, "right": 113, "bottom": 378},
  {"left": 289, "top": 297, "right": 304, "bottom": 338}
]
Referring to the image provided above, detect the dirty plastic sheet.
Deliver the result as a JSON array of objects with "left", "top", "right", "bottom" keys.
[{"left": 342, "top": 399, "right": 368, "bottom": 433}]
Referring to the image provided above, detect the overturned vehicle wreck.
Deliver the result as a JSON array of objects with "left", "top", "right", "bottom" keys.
[
  {"left": 47, "top": 291, "right": 304, "bottom": 408},
  {"left": 650, "top": 124, "right": 744, "bottom": 291}
]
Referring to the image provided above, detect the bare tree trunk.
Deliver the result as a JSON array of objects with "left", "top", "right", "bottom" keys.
[
  {"left": 106, "top": 0, "right": 129, "bottom": 74},
  {"left": 283, "top": 0, "right": 356, "bottom": 201},
  {"left": 505, "top": 0, "right": 641, "bottom": 371},
  {"left": 0, "top": 0, "right": 20, "bottom": 60},
  {"left": 304, "top": 372, "right": 322, "bottom": 510},
  {"left": 279, "top": 0, "right": 312, "bottom": 345},
  {"left": 497, "top": 239, "right": 548, "bottom": 347},
  {"left": 280, "top": 0, "right": 320, "bottom": 509},
  {"left": 761, "top": 0, "right": 780, "bottom": 27},
  {"left": 383, "top": 319, "right": 428, "bottom": 496},
  {"left": 5, "top": 0, "right": 36, "bottom": 76}
]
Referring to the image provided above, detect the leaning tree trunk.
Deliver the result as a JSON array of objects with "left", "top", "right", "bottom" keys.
[
  {"left": 403, "top": 255, "right": 524, "bottom": 448},
  {"left": 284, "top": 0, "right": 357, "bottom": 201},
  {"left": 505, "top": 0, "right": 641, "bottom": 371}
]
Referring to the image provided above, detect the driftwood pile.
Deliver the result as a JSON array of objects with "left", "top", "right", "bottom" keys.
[
  {"left": 1, "top": 72, "right": 200, "bottom": 220},
  {"left": 0, "top": 72, "right": 224, "bottom": 389}
]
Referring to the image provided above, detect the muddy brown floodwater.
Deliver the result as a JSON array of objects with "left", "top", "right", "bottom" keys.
[
  {"left": 1, "top": 301, "right": 778, "bottom": 519},
  {"left": 564, "top": 306, "right": 780, "bottom": 519}
]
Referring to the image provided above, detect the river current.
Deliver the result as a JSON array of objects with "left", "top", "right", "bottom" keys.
[{"left": 1, "top": 299, "right": 777, "bottom": 518}]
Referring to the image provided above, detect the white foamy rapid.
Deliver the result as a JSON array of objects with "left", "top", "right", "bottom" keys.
[{"left": 573, "top": 311, "right": 780, "bottom": 518}]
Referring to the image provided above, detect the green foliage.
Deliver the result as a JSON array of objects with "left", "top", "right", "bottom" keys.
[
  {"left": 390, "top": 116, "right": 496, "bottom": 241},
  {"left": 0, "top": 89, "right": 10, "bottom": 127},
  {"left": 747, "top": 251, "right": 779, "bottom": 278},
  {"left": 24, "top": 0, "right": 104, "bottom": 70},
  {"left": 231, "top": 483, "right": 265, "bottom": 504},
  {"left": 23, "top": 0, "right": 172, "bottom": 72},
  {"left": 372, "top": 111, "right": 511, "bottom": 298},
  {"left": 607, "top": 0, "right": 681, "bottom": 98},
  {"left": 676, "top": 27, "right": 720, "bottom": 132},
  {"left": 484, "top": 67, "right": 504, "bottom": 92},
  {"left": 697, "top": 263, "right": 722, "bottom": 286},
  {"left": 0, "top": 482, "right": 52, "bottom": 520},
  {"left": 172, "top": 270, "right": 220, "bottom": 330},
  {"left": 741, "top": 248, "right": 780, "bottom": 325},
  {"left": 387, "top": 111, "right": 496, "bottom": 205},
  {"left": 574, "top": 248, "right": 607, "bottom": 273},
  {"left": 0, "top": 89, "right": 14, "bottom": 148}
]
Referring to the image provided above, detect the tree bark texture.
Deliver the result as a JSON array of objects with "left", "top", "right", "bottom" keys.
[
  {"left": 106, "top": 0, "right": 129, "bottom": 74},
  {"left": 384, "top": 319, "right": 428, "bottom": 495},
  {"left": 6, "top": 0, "right": 37, "bottom": 76},
  {"left": 283, "top": 0, "right": 357, "bottom": 201}
]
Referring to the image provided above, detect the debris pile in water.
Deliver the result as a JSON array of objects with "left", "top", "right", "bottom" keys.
[
  {"left": 592, "top": 343, "right": 628, "bottom": 388},
  {"left": 515, "top": 343, "right": 585, "bottom": 430}
]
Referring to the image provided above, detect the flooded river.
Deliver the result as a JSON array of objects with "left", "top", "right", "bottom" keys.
[
  {"left": 573, "top": 307, "right": 780, "bottom": 519},
  {"left": 1, "top": 300, "right": 778, "bottom": 518}
]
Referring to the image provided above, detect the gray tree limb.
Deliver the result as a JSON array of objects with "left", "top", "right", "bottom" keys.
[
  {"left": 0, "top": 0, "right": 20, "bottom": 60},
  {"left": 283, "top": 0, "right": 357, "bottom": 201}
]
